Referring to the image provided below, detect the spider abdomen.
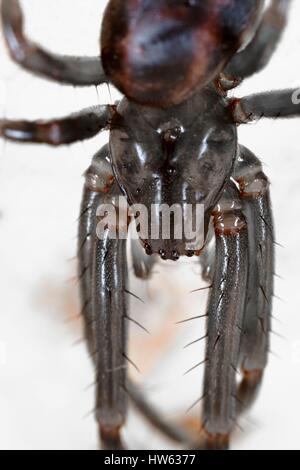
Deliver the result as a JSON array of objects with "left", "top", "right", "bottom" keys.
[{"left": 101, "top": 0, "right": 264, "bottom": 107}]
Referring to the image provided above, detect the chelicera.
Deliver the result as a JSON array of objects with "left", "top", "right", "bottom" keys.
[{"left": 0, "top": 0, "right": 298, "bottom": 450}]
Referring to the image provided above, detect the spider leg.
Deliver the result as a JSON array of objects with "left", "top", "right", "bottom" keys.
[
  {"left": 0, "top": 105, "right": 114, "bottom": 146},
  {"left": 78, "top": 145, "right": 115, "bottom": 357},
  {"left": 201, "top": 182, "right": 249, "bottom": 450},
  {"left": 1, "top": 0, "right": 107, "bottom": 86},
  {"left": 126, "top": 381, "right": 194, "bottom": 446},
  {"left": 93, "top": 224, "right": 128, "bottom": 450},
  {"left": 234, "top": 145, "right": 274, "bottom": 411},
  {"left": 79, "top": 146, "right": 128, "bottom": 449},
  {"left": 225, "top": 0, "right": 292, "bottom": 79},
  {"left": 230, "top": 88, "right": 300, "bottom": 124}
]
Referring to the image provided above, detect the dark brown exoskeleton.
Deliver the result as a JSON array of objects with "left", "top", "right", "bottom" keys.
[{"left": 0, "top": 0, "right": 298, "bottom": 450}]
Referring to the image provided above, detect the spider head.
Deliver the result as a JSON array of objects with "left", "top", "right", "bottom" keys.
[{"left": 101, "top": 0, "right": 264, "bottom": 107}]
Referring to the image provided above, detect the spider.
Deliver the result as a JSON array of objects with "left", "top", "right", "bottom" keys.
[{"left": 0, "top": 0, "right": 299, "bottom": 450}]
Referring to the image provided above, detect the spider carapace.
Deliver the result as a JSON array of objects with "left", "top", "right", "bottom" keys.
[{"left": 0, "top": 0, "right": 299, "bottom": 450}]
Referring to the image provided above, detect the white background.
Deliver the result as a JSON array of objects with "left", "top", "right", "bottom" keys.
[{"left": 0, "top": 0, "right": 300, "bottom": 450}]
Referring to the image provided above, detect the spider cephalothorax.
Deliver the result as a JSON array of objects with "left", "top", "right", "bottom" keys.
[
  {"left": 110, "top": 84, "right": 237, "bottom": 260},
  {"left": 0, "top": 0, "right": 298, "bottom": 451}
]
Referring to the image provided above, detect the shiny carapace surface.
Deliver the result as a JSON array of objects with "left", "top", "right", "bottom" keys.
[
  {"left": 101, "top": 0, "right": 264, "bottom": 106},
  {"left": 110, "top": 85, "right": 237, "bottom": 260}
]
